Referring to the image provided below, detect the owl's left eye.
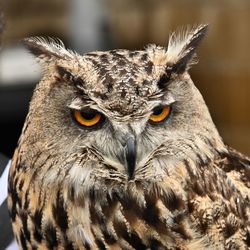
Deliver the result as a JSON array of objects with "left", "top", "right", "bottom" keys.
[
  {"left": 149, "top": 105, "right": 171, "bottom": 124},
  {"left": 72, "top": 109, "right": 105, "bottom": 128}
]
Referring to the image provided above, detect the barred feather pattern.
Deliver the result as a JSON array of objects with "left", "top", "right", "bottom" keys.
[
  {"left": 8, "top": 142, "right": 250, "bottom": 249},
  {"left": 8, "top": 24, "right": 250, "bottom": 249}
]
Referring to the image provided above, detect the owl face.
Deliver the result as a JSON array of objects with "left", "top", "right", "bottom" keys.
[{"left": 21, "top": 25, "right": 224, "bottom": 194}]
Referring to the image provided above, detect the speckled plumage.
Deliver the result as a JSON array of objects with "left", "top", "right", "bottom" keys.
[{"left": 8, "top": 25, "right": 250, "bottom": 249}]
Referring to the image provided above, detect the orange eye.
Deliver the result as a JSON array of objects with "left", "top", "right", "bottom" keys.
[
  {"left": 73, "top": 109, "right": 104, "bottom": 128},
  {"left": 149, "top": 105, "right": 171, "bottom": 123}
]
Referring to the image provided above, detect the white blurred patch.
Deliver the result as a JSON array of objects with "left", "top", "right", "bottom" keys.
[
  {"left": 0, "top": 160, "right": 11, "bottom": 206},
  {"left": 0, "top": 46, "right": 41, "bottom": 85}
]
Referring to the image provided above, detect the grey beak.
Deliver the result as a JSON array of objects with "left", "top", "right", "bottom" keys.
[{"left": 123, "top": 136, "right": 137, "bottom": 180}]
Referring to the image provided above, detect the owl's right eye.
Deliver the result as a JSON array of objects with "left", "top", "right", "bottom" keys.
[{"left": 72, "top": 109, "right": 105, "bottom": 129}]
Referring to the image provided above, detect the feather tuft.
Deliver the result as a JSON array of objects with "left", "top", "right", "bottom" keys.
[
  {"left": 21, "top": 36, "right": 75, "bottom": 61},
  {"left": 167, "top": 24, "right": 208, "bottom": 73}
]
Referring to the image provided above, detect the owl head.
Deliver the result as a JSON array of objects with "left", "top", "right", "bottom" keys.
[{"left": 20, "top": 25, "right": 225, "bottom": 196}]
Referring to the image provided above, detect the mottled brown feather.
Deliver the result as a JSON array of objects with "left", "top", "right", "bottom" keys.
[{"left": 8, "top": 25, "right": 250, "bottom": 249}]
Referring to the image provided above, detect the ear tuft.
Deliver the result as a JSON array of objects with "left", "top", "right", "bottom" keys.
[
  {"left": 21, "top": 37, "right": 74, "bottom": 62},
  {"left": 167, "top": 24, "right": 208, "bottom": 73}
]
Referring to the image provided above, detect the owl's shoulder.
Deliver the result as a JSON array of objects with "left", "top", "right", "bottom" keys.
[
  {"left": 225, "top": 146, "right": 250, "bottom": 169},
  {"left": 221, "top": 146, "right": 250, "bottom": 193}
]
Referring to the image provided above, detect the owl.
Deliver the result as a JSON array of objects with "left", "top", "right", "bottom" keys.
[{"left": 8, "top": 25, "right": 250, "bottom": 250}]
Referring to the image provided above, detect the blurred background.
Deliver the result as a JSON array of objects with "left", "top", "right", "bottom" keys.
[{"left": 0, "top": 0, "right": 249, "bottom": 158}]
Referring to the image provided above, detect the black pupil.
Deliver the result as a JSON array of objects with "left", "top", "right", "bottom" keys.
[
  {"left": 81, "top": 111, "right": 97, "bottom": 120},
  {"left": 153, "top": 106, "right": 163, "bottom": 115}
]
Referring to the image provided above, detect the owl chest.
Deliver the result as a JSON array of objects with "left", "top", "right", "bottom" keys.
[
  {"left": 58, "top": 193, "right": 198, "bottom": 250},
  {"left": 10, "top": 168, "right": 236, "bottom": 250},
  {"left": 11, "top": 183, "right": 196, "bottom": 249}
]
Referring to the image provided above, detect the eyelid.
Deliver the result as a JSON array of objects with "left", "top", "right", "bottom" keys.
[
  {"left": 67, "top": 98, "right": 85, "bottom": 110},
  {"left": 162, "top": 95, "right": 175, "bottom": 106},
  {"left": 150, "top": 98, "right": 175, "bottom": 113},
  {"left": 68, "top": 98, "right": 103, "bottom": 113}
]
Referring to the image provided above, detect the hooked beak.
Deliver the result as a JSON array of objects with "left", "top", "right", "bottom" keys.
[{"left": 123, "top": 136, "right": 137, "bottom": 180}]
